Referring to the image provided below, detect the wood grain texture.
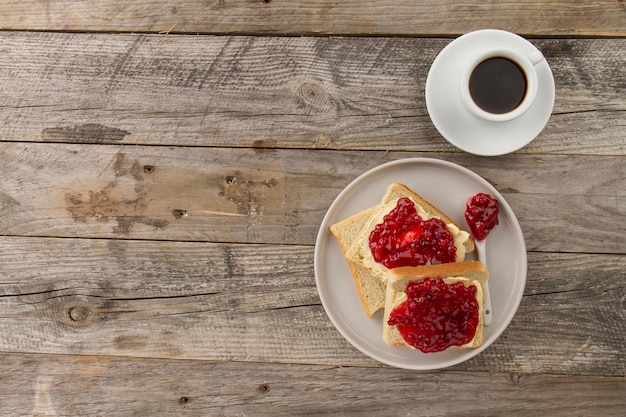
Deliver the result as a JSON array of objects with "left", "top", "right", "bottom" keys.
[
  {"left": 1, "top": 143, "right": 624, "bottom": 252},
  {"left": 1, "top": 1, "right": 625, "bottom": 413},
  {"left": 1, "top": 353, "right": 625, "bottom": 417},
  {"left": 0, "top": 32, "right": 624, "bottom": 155},
  {"left": 0, "top": 0, "right": 624, "bottom": 36},
  {"left": 1, "top": 236, "right": 624, "bottom": 376}
]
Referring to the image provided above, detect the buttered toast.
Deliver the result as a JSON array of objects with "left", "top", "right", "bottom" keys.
[{"left": 383, "top": 261, "right": 488, "bottom": 352}]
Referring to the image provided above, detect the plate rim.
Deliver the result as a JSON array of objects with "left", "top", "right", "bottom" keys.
[{"left": 314, "top": 157, "right": 527, "bottom": 369}]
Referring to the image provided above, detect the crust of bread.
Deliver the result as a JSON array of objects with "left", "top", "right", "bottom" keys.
[
  {"left": 330, "top": 205, "right": 385, "bottom": 317},
  {"left": 382, "top": 261, "right": 488, "bottom": 350},
  {"left": 389, "top": 260, "right": 489, "bottom": 288}
]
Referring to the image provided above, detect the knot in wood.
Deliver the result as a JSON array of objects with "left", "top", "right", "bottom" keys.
[
  {"left": 172, "top": 209, "right": 189, "bottom": 219},
  {"left": 262, "top": 178, "right": 278, "bottom": 187},
  {"left": 299, "top": 82, "right": 326, "bottom": 106},
  {"left": 314, "top": 135, "right": 332, "bottom": 149},
  {"left": 68, "top": 306, "right": 90, "bottom": 322},
  {"left": 259, "top": 383, "right": 271, "bottom": 393}
]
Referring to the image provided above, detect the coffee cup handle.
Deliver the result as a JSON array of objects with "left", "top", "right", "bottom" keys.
[{"left": 529, "top": 50, "right": 545, "bottom": 66}]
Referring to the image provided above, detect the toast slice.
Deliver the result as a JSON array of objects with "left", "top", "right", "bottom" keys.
[
  {"left": 330, "top": 205, "right": 385, "bottom": 317},
  {"left": 382, "top": 261, "right": 488, "bottom": 351},
  {"left": 330, "top": 183, "right": 474, "bottom": 317},
  {"left": 347, "top": 183, "right": 474, "bottom": 275}
]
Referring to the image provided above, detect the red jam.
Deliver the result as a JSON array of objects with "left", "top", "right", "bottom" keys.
[
  {"left": 465, "top": 192, "right": 499, "bottom": 241},
  {"left": 387, "top": 277, "right": 479, "bottom": 353},
  {"left": 369, "top": 198, "right": 456, "bottom": 269}
]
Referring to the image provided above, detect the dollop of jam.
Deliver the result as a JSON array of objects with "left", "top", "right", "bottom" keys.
[
  {"left": 369, "top": 198, "right": 456, "bottom": 269},
  {"left": 388, "top": 277, "right": 479, "bottom": 353},
  {"left": 465, "top": 192, "right": 499, "bottom": 241}
]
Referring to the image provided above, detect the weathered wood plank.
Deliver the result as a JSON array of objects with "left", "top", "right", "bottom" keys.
[
  {"left": 0, "top": 32, "right": 624, "bottom": 155},
  {"left": 1, "top": 143, "right": 624, "bottom": 253},
  {"left": 1, "top": 353, "right": 624, "bottom": 417},
  {"left": 0, "top": 0, "right": 624, "bottom": 36},
  {"left": 0, "top": 237, "right": 624, "bottom": 376},
  {"left": 1, "top": 3, "right": 623, "bottom": 413}
]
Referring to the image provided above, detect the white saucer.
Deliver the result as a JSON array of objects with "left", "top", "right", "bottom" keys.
[
  {"left": 314, "top": 158, "right": 527, "bottom": 370},
  {"left": 425, "top": 30, "right": 555, "bottom": 156}
]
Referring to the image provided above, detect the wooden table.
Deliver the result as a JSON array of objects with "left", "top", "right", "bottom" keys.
[{"left": 1, "top": 2, "right": 624, "bottom": 415}]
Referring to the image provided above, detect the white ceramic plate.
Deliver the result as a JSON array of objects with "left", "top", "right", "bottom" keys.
[
  {"left": 314, "top": 158, "right": 527, "bottom": 369},
  {"left": 425, "top": 29, "right": 555, "bottom": 156}
]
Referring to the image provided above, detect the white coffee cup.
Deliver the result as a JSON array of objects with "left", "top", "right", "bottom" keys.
[
  {"left": 460, "top": 48, "right": 546, "bottom": 122},
  {"left": 425, "top": 29, "right": 555, "bottom": 155}
]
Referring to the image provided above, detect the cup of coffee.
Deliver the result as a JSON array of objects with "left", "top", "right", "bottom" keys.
[
  {"left": 460, "top": 48, "right": 545, "bottom": 122},
  {"left": 425, "top": 29, "right": 555, "bottom": 155}
]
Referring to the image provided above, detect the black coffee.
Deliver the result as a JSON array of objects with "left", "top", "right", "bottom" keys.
[{"left": 469, "top": 57, "right": 527, "bottom": 114}]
